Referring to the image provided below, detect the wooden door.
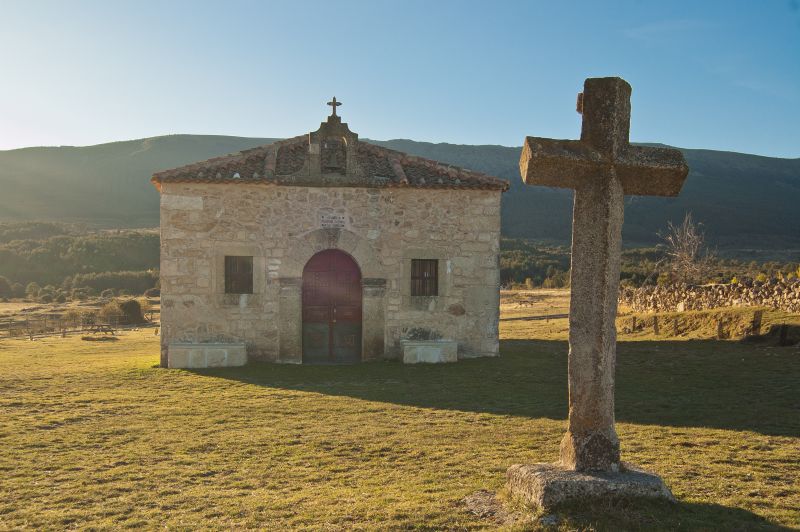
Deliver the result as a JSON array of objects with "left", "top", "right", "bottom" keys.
[{"left": 302, "top": 249, "right": 362, "bottom": 364}]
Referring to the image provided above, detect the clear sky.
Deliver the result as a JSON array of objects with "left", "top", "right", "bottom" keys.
[{"left": 1, "top": 0, "right": 798, "bottom": 157}]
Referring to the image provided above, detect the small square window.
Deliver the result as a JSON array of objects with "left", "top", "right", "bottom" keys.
[
  {"left": 411, "top": 259, "right": 438, "bottom": 296},
  {"left": 225, "top": 256, "right": 253, "bottom": 294}
]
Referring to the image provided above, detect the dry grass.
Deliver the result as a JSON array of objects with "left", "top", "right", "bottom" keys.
[
  {"left": 0, "top": 292, "right": 798, "bottom": 530},
  {"left": 502, "top": 289, "right": 800, "bottom": 343}
]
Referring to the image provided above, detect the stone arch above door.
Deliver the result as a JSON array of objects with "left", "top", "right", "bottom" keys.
[
  {"left": 279, "top": 228, "right": 384, "bottom": 280},
  {"left": 302, "top": 248, "right": 363, "bottom": 364},
  {"left": 276, "top": 228, "right": 386, "bottom": 364}
]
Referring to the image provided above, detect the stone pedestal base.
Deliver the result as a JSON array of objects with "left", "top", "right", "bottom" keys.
[{"left": 506, "top": 462, "right": 673, "bottom": 510}]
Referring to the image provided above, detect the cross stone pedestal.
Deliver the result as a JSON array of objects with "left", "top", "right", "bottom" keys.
[
  {"left": 507, "top": 77, "right": 688, "bottom": 509},
  {"left": 507, "top": 463, "right": 674, "bottom": 510}
]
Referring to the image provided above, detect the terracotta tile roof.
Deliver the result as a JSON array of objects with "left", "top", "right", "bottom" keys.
[
  {"left": 151, "top": 135, "right": 508, "bottom": 192},
  {"left": 275, "top": 137, "right": 307, "bottom": 175}
]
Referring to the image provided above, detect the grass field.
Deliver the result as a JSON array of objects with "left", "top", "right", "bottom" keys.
[{"left": 1, "top": 293, "right": 799, "bottom": 530}]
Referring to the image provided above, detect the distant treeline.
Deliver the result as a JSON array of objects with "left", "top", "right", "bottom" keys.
[
  {"left": 0, "top": 221, "right": 75, "bottom": 243},
  {"left": 500, "top": 239, "right": 571, "bottom": 287},
  {"left": 500, "top": 238, "right": 800, "bottom": 288},
  {"left": 1, "top": 223, "right": 798, "bottom": 300},
  {"left": 0, "top": 222, "right": 159, "bottom": 298}
]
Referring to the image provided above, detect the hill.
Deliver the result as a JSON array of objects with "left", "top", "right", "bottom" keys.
[
  {"left": 1, "top": 135, "right": 798, "bottom": 250},
  {"left": 0, "top": 136, "right": 276, "bottom": 227}
]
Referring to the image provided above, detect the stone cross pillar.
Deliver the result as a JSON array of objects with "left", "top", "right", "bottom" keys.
[{"left": 507, "top": 77, "right": 688, "bottom": 509}]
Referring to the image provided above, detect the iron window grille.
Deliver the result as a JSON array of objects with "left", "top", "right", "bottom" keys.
[
  {"left": 224, "top": 256, "right": 254, "bottom": 294},
  {"left": 411, "top": 259, "right": 438, "bottom": 296}
]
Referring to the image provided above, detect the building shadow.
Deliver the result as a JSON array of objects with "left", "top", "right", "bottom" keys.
[{"left": 190, "top": 338, "right": 799, "bottom": 437}]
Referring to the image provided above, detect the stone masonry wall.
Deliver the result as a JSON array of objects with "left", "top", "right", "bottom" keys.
[
  {"left": 620, "top": 279, "right": 800, "bottom": 313},
  {"left": 159, "top": 183, "right": 501, "bottom": 364}
]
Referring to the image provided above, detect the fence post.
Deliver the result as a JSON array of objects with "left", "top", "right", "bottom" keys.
[
  {"left": 779, "top": 323, "right": 789, "bottom": 346},
  {"left": 751, "top": 310, "right": 763, "bottom": 336},
  {"left": 653, "top": 315, "right": 660, "bottom": 335}
]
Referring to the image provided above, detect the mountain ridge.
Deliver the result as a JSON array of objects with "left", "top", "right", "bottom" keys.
[
  {"left": 1, "top": 134, "right": 798, "bottom": 250},
  {"left": 5, "top": 135, "right": 796, "bottom": 161}
]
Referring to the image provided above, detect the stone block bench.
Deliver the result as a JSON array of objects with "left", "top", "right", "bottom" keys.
[
  {"left": 168, "top": 342, "right": 247, "bottom": 369},
  {"left": 401, "top": 339, "right": 458, "bottom": 364}
]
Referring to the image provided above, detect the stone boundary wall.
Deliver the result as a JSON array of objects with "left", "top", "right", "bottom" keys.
[{"left": 620, "top": 279, "right": 800, "bottom": 313}]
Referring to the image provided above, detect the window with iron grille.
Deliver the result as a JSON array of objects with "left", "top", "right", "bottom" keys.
[
  {"left": 225, "top": 256, "right": 253, "bottom": 294},
  {"left": 411, "top": 259, "right": 438, "bottom": 296}
]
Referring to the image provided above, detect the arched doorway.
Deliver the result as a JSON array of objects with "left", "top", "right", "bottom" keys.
[{"left": 302, "top": 249, "right": 362, "bottom": 363}]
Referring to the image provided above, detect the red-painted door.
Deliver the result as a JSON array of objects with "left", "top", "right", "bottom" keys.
[{"left": 302, "top": 249, "right": 362, "bottom": 363}]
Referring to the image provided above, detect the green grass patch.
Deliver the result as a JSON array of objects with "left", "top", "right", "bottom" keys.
[{"left": 0, "top": 327, "right": 798, "bottom": 529}]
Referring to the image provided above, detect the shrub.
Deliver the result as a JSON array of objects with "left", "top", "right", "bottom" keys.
[
  {"left": 70, "top": 270, "right": 158, "bottom": 297},
  {"left": 98, "top": 301, "right": 123, "bottom": 324},
  {"left": 98, "top": 299, "right": 145, "bottom": 325},
  {"left": 100, "top": 288, "right": 115, "bottom": 299},
  {"left": 138, "top": 297, "right": 152, "bottom": 315},
  {"left": 118, "top": 299, "right": 145, "bottom": 324},
  {"left": 70, "top": 287, "right": 89, "bottom": 301},
  {"left": 55, "top": 293, "right": 67, "bottom": 303},
  {"left": 11, "top": 283, "right": 24, "bottom": 298},
  {"left": 0, "top": 276, "right": 11, "bottom": 298},
  {"left": 81, "top": 311, "right": 97, "bottom": 326},
  {"left": 25, "top": 282, "right": 41, "bottom": 298},
  {"left": 144, "top": 288, "right": 160, "bottom": 298},
  {"left": 542, "top": 269, "right": 570, "bottom": 288},
  {"left": 39, "top": 293, "right": 53, "bottom": 303},
  {"left": 62, "top": 309, "right": 82, "bottom": 328}
]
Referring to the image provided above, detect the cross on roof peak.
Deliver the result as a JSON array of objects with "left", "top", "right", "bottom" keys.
[{"left": 327, "top": 96, "right": 342, "bottom": 117}]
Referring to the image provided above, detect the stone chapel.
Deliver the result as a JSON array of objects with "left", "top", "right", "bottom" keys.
[{"left": 151, "top": 99, "right": 508, "bottom": 367}]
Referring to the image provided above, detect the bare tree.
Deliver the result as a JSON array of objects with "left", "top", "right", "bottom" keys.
[{"left": 661, "top": 213, "right": 714, "bottom": 285}]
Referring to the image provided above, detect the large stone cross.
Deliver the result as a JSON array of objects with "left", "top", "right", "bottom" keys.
[{"left": 521, "top": 77, "right": 688, "bottom": 472}]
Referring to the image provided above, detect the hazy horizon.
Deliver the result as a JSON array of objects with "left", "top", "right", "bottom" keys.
[{"left": 2, "top": 131, "right": 797, "bottom": 160}]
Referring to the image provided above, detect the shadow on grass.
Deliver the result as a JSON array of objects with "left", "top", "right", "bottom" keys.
[
  {"left": 545, "top": 496, "right": 793, "bottom": 531},
  {"left": 193, "top": 338, "right": 799, "bottom": 437}
]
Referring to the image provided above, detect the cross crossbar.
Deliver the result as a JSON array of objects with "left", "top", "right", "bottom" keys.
[{"left": 520, "top": 77, "right": 688, "bottom": 196}]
